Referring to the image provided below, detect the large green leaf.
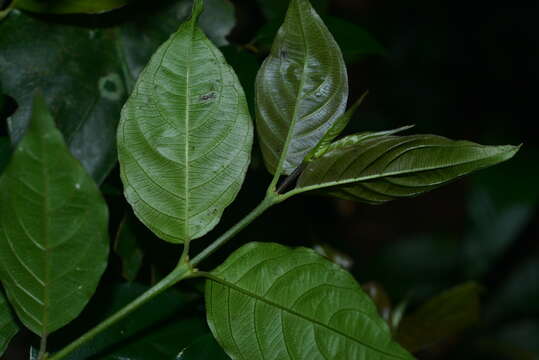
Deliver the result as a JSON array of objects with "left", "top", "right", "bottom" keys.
[
  {"left": 15, "top": 0, "right": 128, "bottom": 14},
  {"left": 0, "top": 10, "right": 127, "bottom": 184},
  {"left": 0, "top": 289, "right": 18, "bottom": 356},
  {"left": 0, "top": 0, "right": 236, "bottom": 184},
  {"left": 205, "top": 242, "right": 413, "bottom": 360},
  {"left": 0, "top": 95, "right": 109, "bottom": 336},
  {"left": 295, "top": 134, "right": 520, "bottom": 204},
  {"left": 118, "top": 0, "right": 253, "bottom": 244},
  {"left": 396, "top": 282, "right": 481, "bottom": 352},
  {"left": 255, "top": 0, "right": 348, "bottom": 176}
]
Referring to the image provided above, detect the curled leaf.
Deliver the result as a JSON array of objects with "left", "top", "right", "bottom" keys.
[{"left": 295, "top": 134, "right": 520, "bottom": 204}]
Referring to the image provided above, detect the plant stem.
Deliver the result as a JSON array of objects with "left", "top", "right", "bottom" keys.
[
  {"left": 47, "top": 193, "right": 279, "bottom": 360},
  {"left": 47, "top": 262, "right": 191, "bottom": 360},
  {"left": 191, "top": 193, "right": 278, "bottom": 267},
  {"left": 37, "top": 335, "right": 47, "bottom": 360}
]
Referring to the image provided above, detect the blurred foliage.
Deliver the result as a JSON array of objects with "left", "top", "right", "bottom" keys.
[{"left": 0, "top": 0, "right": 537, "bottom": 359}]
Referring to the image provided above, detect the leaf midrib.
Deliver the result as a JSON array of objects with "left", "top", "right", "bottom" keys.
[
  {"left": 274, "top": 0, "right": 310, "bottom": 177},
  {"left": 208, "top": 274, "right": 410, "bottom": 360},
  {"left": 39, "top": 129, "right": 50, "bottom": 338},
  {"left": 295, "top": 146, "right": 511, "bottom": 195}
]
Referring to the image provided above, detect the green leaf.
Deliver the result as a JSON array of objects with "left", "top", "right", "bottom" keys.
[
  {"left": 0, "top": 95, "right": 109, "bottom": 336},
  {"left": 120, "top": 0, "right": 237, "bottom": 91},
  {"left": 0, "top": 11, "right": 127, "bottom": 184},
  {"left": 118, "top": 0, "right": 253, "bottom": 244},
  {"left": 295, "top": 134, "right": 520, "bottom": 204},
  {"left": 0, "top": 289, "right": 18, "bottom": 356},
  {"left": 175, "top": 0, "right": 235, "bottom": 47},
  {"left": 253, "top": 16, "right": 385, "bottom": 64},
  {"left": 114, "top": 215, "right": 144, "bottom": 282},
  {"left": 396, "top": 282, "right": 481, "bottom": 352},
  {"left": 205, "top": 242, "right": 413, "bottom": 360},
  {"left": 15, "top": 0, "right": 128, "bottom": 14},
  {"left": 304, "top": 92, "right": 398, "bottom": 162},
  {"left": 255, "top": 0, "right": 348, "bottom": 176},
  {"left": 1, "top": 0, "right": 236, "bottom": 184}
]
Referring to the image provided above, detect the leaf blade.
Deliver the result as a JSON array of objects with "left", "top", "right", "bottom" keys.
[
  {"left": 205, "top": 242, "right": 413, "bottom": 360},
  {"left": 295, "top": 134, "right": 520, "bottom": 203},
  {"left": 255, "top": 0, "right": 348, "bottom": 176},
  {"left": 0, "top": 290, "right": 18, "bottom": 356},
  {"left": 118, "top": 0, "right": 253, "bottom": 243},
  {"left": 0, "top": 95, "right": 109, "bottom": 336}
]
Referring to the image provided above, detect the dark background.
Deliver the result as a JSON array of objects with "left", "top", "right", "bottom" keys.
[{"left": 1, "top": 0, "right": 538, "bottom": 359}]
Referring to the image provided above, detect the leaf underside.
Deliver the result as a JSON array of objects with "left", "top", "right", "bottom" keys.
[
  {"left": 297, "top": 134, "right": 520, "bottom": 204},
  {"left": 118, "top": 2, "right": 253, "bottom": 244},
  {"left": 0, "top": 95, "right": 109, "bottom": 336},
  {"left": 255, "top": 0, "right": 348, "bottom": 176},
  {"left": 0, "top": 290, "right": 18, "bottom": 356},
  {"left": 206, "top": 242, "right": 413, "bottom": 360}
]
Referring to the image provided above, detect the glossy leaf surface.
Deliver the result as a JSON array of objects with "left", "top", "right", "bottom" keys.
[
  {"left": 15, "top": 0, "right": 128, "bottom": 14},
  {"left": 296, "top": 134, "right": 520, "bottom": 204},
  {"left": 396, "top": 283, "right": 481, "bottom": 352},
  {"left": 0, "top": 10, "right": 126, "bottom": 184},
  {"left": 206, "top": 242, "right": 413, "bottom": 360},
  {"left": 255, "top": 0, "right": 348, "bottom": 175},
  {"left": 0, "top": 290, "right": 18, "bottom": 356},
  {"left": 118, "top": 0, "right": 253, "bottom": 243},
  {"left": 0, "top": 96, "right": 109, "bottom": 336},
  {"left": 0, "top": 1, "right": 236, "bottom": 184}
]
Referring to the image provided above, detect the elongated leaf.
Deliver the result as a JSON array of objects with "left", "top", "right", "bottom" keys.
[
  {"left": 0, "top": 290, "right": 18, "bottom": 356},
  {"left": 396, "top": 283, "right": 481, "bottom": 352},
  {"left": 296, "top": 134, "right": 520, "bottom": 204},
  {"left": 205, "top": 242, "right": 413, "bottom": 360},
  {"left": 118, "top": 0, "right": 253, "bottom": 244},
  {"left": 15, "top": 0, "right": 128, "bottom": 14},
  {"left": 1, "top": 1, "right": 236, "bottom": 184},
  {"left": 255, "top": 0, "right": 348, "bottom": 175},
  {"left": 0, "top": 95, "right": 109, "bottom": 336}
]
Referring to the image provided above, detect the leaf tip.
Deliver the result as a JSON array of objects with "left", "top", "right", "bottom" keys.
[
  {"left": 190, "top": 0, "right": 204, "bottom": 22},
  {"left": 29, "top": 91, "right": 56, "bottom": 134}
]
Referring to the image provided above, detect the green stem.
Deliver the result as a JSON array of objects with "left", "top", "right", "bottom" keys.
[
  {"left": 37, "top": 335, "right": 47, "bottom": 360},
  {"left": 47, "top": 262, "right": 191, "bottom": 360},
  {"left": 47, "top": 193, "right": 279, "bottom": 360},
  {"left": 191, "top": 193, "right": 278, "bottom": 267}
]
